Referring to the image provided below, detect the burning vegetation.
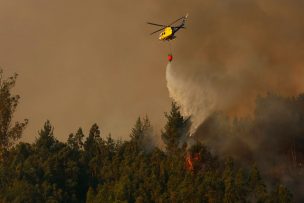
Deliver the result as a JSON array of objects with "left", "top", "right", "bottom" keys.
[
  {"left": 185, "top": 152, "right": 200, "bottom": 172},
  {"left": 193, "top": 93, "right": 304, "bottom": 200}
]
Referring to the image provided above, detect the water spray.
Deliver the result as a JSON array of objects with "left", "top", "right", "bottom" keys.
[{"left": 165, "top": 62, "right": 214, "bottom": 136}]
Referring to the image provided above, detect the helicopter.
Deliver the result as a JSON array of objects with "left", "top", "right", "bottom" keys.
[{"left": 147, "top": 14, "right": 188, "bottom": 41}]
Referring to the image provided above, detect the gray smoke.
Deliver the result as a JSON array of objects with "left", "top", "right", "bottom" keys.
[
  {"left": 162, "top": 0, "right": 304, "bottom": 122},
  {"left": 162, "top": 0, "right": 304, "bottom": 199}
]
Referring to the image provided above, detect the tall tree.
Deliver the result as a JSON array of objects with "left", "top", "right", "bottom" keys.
[
  {"left": 248, "top": 165, "right": 268, "bottom": 202},
  {"left": 0, "top": 70, "right": 28, "bottom": 161},
  {"left": 35, "top": 120, "right": 58, "bottom": 153},
  {"left": 271, "top": 184, "right": 292, "bottom": 203},
  {"left": 130, "top": 117, "right": 144, "bottom": 141},
  {"left": 84, "top": 124, "right": 103, "bottom": 188},
  {"left": 68, "top": 128, "right": 85, "bottom": 150},
  {"left": 129, "top": 116, "right": 153, "bottom": 153},
  {"left": 84, "top": 124, "right": 102, "bottom": 157},
  {"left": 161, "top": 102, "right": 190, "bottom": 154},
  {"left": 223, "top": 158, "right": 238, "bottom": 203}
]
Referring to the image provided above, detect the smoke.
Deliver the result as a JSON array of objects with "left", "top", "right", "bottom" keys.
[
  {"left": 166, "top": 62, "right": 304, "bottom": 198},
  {"left": 194, "top": 94, "right": 304, "bottom": 200},
  {"left": 163, "top": 0, "right": 304, "bottom": 136},
  {"left": 163, "top": 0, "right": 304, "bottom": 199},
  {"left": 163, "top": 0, "right": 304, "bottom": 125}
]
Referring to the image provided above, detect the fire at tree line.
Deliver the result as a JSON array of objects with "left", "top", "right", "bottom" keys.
[{"left": 1, "top": 70, "right": 303, "bottom": 202}]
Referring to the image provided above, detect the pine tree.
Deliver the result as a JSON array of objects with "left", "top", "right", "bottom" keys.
[
  {"left": 84, "top": 123, "right": 102, "bottom": 157},
  {"left": 235, "top": 168, "right": 248, "bottom": 202},
  {"left": 223, "top": 158, "right": 238, "bottom": 203},
  {"left": 129, "top": 116, "right": 153, "bottom": 154},
  {"left": 130, "top": 117, "right": 144, "bottom": 141},
  {"left": 35, "top": 120, "right": 58, "bottom": 153},
  {"left": 68, "top": 128, "right": 84, "bottom": 150},
  {"left": 248, "top": 165, "right": 268, "bottom": 202},
  {"left": 161, "top": 102, "right": 190, "bottom": 154},
  {"left": 270, "top": 184, "right": 293, "bottom": 203}
]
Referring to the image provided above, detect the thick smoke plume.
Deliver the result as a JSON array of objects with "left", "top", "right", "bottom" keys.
[
  {"left": 164, "top": 0, "right": 304, "bottom": 132},
  {"left": 194, "top": 95, "right": 304, "bottom": 200},
  {"left": 164, "top": 0, "right": 304, "bottom": 199}
]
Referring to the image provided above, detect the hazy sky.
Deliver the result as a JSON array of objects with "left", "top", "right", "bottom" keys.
[
  {"left": 2, "top": 0, "right": 304, "bottom": 143},
  {"left": 0, "top": 0, "right": 190, "bottom": 142}
]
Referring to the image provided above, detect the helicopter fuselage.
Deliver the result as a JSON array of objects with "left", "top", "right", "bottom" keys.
[
  {"left": 159, "top": 27, "right": 180, "bottom": 41},
  {"left": 148, "top": 14, "right": 188, "bottom": 41}
]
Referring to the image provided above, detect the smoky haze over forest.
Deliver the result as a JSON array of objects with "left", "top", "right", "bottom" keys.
[
  {"left": 165, "top": 0, "right": 304, "bottom": 133},
  {"left": 1, "top": 0, "right": 304, "bottom": 143}
]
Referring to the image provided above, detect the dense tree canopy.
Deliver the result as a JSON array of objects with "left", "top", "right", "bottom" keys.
[{"left": 0, "top": 71, "right": 295, "bottom": 202}]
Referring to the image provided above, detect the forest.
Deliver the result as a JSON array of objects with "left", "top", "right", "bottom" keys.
[{"left": 0, "top": 71, "right": 297, "bottom": 202}]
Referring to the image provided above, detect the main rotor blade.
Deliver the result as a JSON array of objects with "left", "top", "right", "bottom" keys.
[
  {"left": 150, "top": 27, "right": 165, "bottom": 35},
  {"left": 172, "top": 26, "right": 185, "bottom": 29},
  {"left": 147, "top": 22, "right": 167, "bottom": 27},
  {"left": 168, "top": 16, "right": 185, "bottom": 26}
]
